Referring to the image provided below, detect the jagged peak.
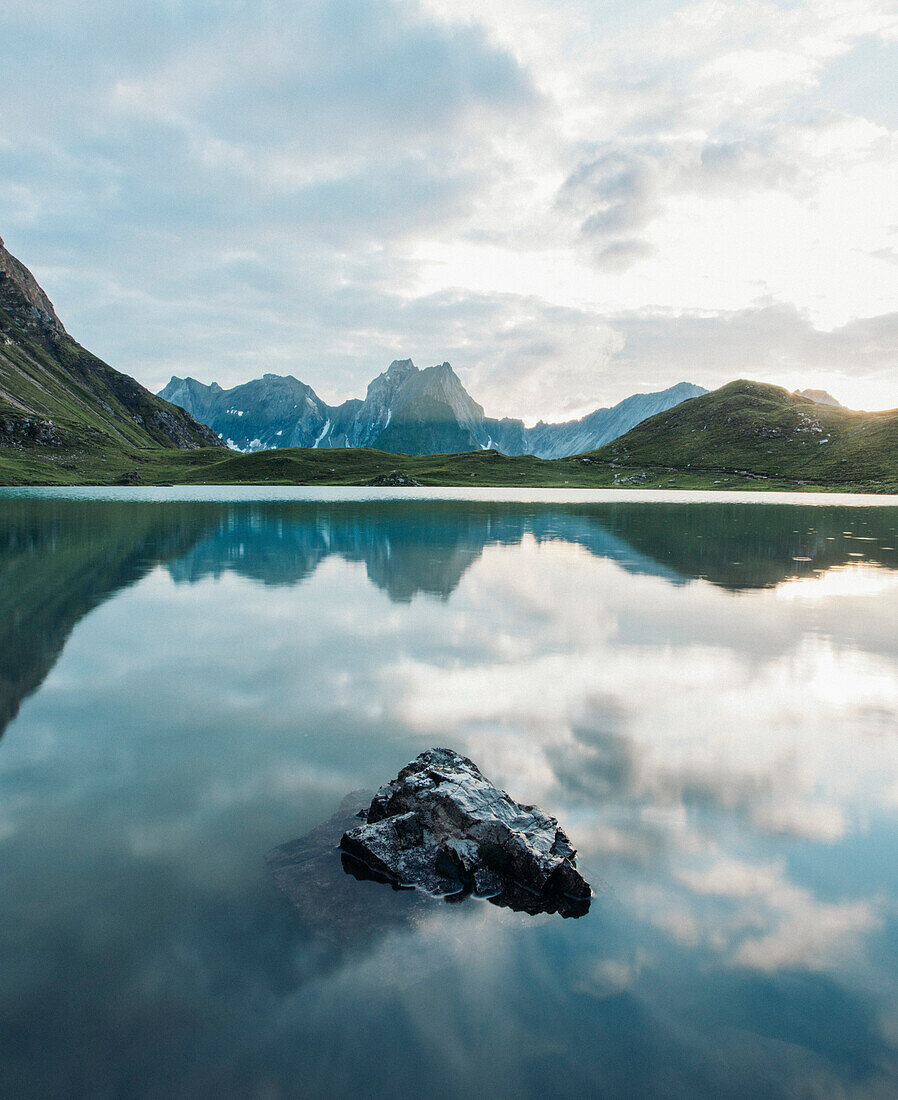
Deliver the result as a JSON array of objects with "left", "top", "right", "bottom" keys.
[
  {"left": 0, "top": 233, "right": 66, "bottom": 336},
  {"left": 386, "top": 358, "right": 417, "bottom": 375},
  {"left": 418, "top": 361, "right": 462, "bottom": 385},
  {"left": 262, "top": 372, "right": 306, "bottom": 384},
  {"left": 164, "top": 375, "right": 206, "bottom": 390},
  {"left": 794, "top": 388, "right": 841, "bottom": 407}
]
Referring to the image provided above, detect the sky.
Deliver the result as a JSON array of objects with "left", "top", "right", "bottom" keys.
[{"left": 0, "top": 0, "right": 896, "bottom": 422}]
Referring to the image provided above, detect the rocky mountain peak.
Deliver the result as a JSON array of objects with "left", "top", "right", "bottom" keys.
[
  {"left": 364, "top": 358, "right": 418, "bottom": 409},
  {"left": 794, "top": 388, "right": 842, "bottom": 408},
  {"left": 386, "top": 358, "right": 417, "bottom": 376},
  {"left": 0, "top": 235, "right": 65, "bottom": 336},
  {"left": 0, "top": 233, "right": 224, "bottom": 453},
  {"left": 159, "top": 365, "right": 707, "bottom": 458}
]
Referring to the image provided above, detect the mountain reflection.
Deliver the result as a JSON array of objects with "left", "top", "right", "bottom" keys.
[
  {"left": 165, "top": 500, "right": 898, "bottom": 596},
  {"left": 2, "top": 495, "right": 897, "bottom": 740},
  {"left": 2, "top": 491, "right": 898, "bottom": 1098},
  {"left": 0, "top": 499, "right": 210, "bottom": 736}
]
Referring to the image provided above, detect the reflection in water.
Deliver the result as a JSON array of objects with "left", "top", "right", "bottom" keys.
[
  {"left": 267, "top": 794, "right": 433, "bottom": 956},
  {"left": 0, "top": 492, "right": 897, "bottom": 1097},
  {"left": 3, "top": 495, "right": 897, "bottom": 741}
]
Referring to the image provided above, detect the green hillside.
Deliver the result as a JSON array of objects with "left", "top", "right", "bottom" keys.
[
  {"left": 0, "top": 235, "right": 223, "bottom": 463},
  {"left": 1, "top": 427, "right": 895, "bottom": 491},
  {"left": 590, "top": 380, "right": 898, "bottom": 490}
]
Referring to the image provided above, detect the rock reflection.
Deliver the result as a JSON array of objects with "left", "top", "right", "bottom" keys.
[
  {"left": 267, "top": 796, "right": 426, "bottom": 937},
  {"left": 341, "top": 853, "right": 591, "bottom": 918}
]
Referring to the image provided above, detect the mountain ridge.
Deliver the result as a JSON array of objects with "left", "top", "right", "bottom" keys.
[{"left": 160, "top": 363, "right": 707, "bottom": 458}]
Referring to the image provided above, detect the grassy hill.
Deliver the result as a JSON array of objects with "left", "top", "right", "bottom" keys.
[
  {"left": 589, "top": 380, "right": 898, "bottom": 490},
  {"left": 0, "top": 235, "right": 223, "bottom": 466},
  {"left": 2, "top": 427, "right": 895, "bottom": 491}
]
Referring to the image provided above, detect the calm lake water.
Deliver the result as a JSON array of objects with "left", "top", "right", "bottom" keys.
[{"left": 2, "top": 487, "right": 898, "bottom": 1099}]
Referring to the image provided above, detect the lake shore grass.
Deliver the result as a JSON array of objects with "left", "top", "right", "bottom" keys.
[{"left": 2, "top": 441, "right": 896, "bottom": 493}]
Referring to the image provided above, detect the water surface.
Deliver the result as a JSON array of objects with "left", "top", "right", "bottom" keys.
[{"left": 1, "top": 489, "right": 897, "bottom": 1098}]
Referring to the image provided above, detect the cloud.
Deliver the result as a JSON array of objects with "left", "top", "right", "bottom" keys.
[
  {"left": 1, "top": 0, "right": 897, "bottom": 410},
  {"left": 675, "top": 857, "right": 884, "bottom": 973},
  {"left": 594, "top": 239, "right": 657, "bottom": 272},
  {"left": 604, "top": 303, "right": 898, "bottom": 409},
  {"left": 555, "top": 119, "right": 849, "bottom": 271}
]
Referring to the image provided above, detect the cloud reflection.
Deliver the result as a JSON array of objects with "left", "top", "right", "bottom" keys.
[{"left": 1, "top": 495, "right": 898, "bottom": 1095}]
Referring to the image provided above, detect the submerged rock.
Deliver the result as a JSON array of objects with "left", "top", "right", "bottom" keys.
[
  {"left": 339, "top": 748, "right": 591, "bottom": 917},
  {"left": 268, "top": 792, "right": 431, "bottom": 948}
]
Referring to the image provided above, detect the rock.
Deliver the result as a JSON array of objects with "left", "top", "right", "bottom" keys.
[
  {"left": 0, "top": 413, "right": 64, "bottom": 448},
  {"left": 339, "top": 748, "right": 591, "bottom": 917},
  {"left": 366, "top": 470, "right": 421, "bottom": 487}
]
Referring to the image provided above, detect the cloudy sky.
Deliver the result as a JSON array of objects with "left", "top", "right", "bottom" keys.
[{"left": 1, "top": 0, "right": 896, "bottom": 421}]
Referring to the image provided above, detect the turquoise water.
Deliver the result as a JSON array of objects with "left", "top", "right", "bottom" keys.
[{"left": 1, "top": 489, "right": 897, "bottom": 1098}]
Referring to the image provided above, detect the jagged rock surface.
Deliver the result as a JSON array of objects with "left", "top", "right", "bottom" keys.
[
  {"left": 340, "top": 748, "right": 591, "bottom": 915},
  {"left": 0, "top": 234, "right": 65, "bottom": 337},
  {"left": 794, "top": 388, "right": 842, "bottom": 407}
]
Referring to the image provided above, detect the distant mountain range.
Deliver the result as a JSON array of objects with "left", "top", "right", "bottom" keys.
[
  {"left": 794, "top": 388, "right": 841, "bottom": 407},
  {"left": 0, "top": 235, "right": 222, "bottom": 457},
  {"left": 2, "top": 231, "right": 893, "bottom": 491},
  {"left": 159, "top": 363, "right": 707, "bottom": 459}
]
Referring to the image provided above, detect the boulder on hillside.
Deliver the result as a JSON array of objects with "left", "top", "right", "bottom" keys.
[{"left": 366, "top": 470, "right": 421, "bottom": 486}]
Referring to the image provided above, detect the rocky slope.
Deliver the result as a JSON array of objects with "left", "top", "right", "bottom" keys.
[
  {"left": 160, "top": 362, "right": 705, "bottom": 457},
  {"left": 0, "top": 235, "right": 223, "bottom": 457}
]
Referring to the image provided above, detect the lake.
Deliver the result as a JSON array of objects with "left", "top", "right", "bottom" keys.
[{"left": 1, "top": 487, "right": 897, "bottom": 1099}]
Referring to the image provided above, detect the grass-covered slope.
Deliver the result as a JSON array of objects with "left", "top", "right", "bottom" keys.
[
  {"left": 0, "top": 235, "right": 223, "bottom": 463},
  {"left": 591, "top": 380, "right": 898, "bottom": 490}
]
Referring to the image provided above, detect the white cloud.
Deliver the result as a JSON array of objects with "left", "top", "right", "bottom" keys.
[
  {"left": 672, "top": 856, "right": 884, "bottom": 972},
  {"left": 1, "top": 0, "right": 897, "bottom": 412}
]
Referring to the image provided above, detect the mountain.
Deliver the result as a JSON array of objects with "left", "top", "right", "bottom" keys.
[
  {"left": 159, "top": 362, "right": 706, "bottom": 458},
  {"left": 794, "top": 388, "right": 841, "bottom": 407},
  {"left": 522, "top": 381, "right": 707, "bottom": 459},
  {"left": 0, "top": 235, "right": 223, "bottom": 462},
  {"left": 593, "top": 379, "right": 898, "bottom": 485}
]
